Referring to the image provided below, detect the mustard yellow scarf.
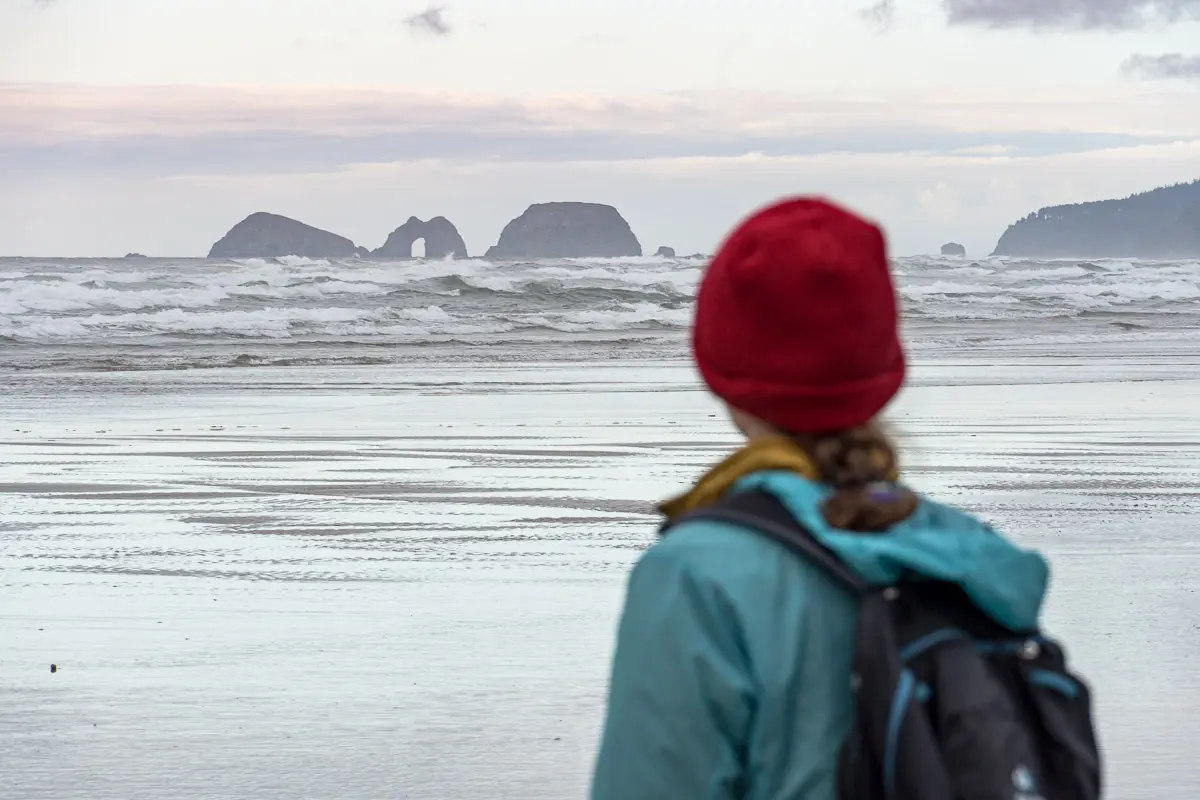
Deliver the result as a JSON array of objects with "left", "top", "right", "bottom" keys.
[
  {"left": 657, "top": 434, "right": 897, "bottom": 522},
  {"left": 658, "top": 435, "right": 819, "bottom": 521}
]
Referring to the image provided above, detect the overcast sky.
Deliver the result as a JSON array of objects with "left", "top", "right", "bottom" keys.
[{"left": 2, "top": 0, "right": 1200, "bottom": 257}]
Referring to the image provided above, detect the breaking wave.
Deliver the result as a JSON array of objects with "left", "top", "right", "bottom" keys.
[{"left": 2, "top": 254, "right": 1198, "bottom": 369}]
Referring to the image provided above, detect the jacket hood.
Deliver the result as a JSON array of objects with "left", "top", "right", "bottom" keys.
[{"left": 734, "top": 471, "right": 1049, "bottom": 631}]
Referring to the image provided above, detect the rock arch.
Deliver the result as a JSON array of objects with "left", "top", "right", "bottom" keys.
[{"left": 373, "top": 216, "right": 468, "bottom": 259}]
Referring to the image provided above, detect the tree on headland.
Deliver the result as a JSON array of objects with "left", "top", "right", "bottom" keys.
[{"left": 991, "top": 179, "right": 1200, "bottom": 258}]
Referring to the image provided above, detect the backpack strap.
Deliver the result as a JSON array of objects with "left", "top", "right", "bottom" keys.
[{"left": 660, "top": 488, "right": 869, "bottom": 597}]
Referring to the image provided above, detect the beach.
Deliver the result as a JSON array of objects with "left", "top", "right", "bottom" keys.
[
  {"left": 2, "top": 254, "right": 1199, "bottom": 798},
  {"left": 2, "top": 353, "right": 1198, "bottom": 799}
]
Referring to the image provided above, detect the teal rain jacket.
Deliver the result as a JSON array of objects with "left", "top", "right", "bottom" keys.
[{"left": 591, "top": 471, "right": 1050, "bottom": 800}]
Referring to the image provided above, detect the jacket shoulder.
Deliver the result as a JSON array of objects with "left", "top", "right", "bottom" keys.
[
  {"left": 651, "top": 515, "right": 791, "bottom": 573},
  {"left": 648, "top": 515, "right": 856, "bottom": 605}
]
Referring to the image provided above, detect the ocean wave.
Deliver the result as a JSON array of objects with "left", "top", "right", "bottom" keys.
[
  {"left": 0, "top": 301, "right": 696, "bottom": 342},
  {"left": 2, "top": 256, "right": 1199, "bottom": 351}
]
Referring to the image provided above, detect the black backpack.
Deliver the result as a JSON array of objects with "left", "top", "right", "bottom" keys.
[{"left": 661, "top": 488, "right": 1103, "bottom": 800}]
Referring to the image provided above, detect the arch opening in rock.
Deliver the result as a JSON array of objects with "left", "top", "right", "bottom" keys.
[{"left": 373, "top": 216, "right": 468, "bottom": 259}]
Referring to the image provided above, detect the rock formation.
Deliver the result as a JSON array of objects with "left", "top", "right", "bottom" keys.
[
  {"left": 940, "top": 242, "right": 966, "bottom": 257},
  {"left": 655, "top": 246, "right": 676, "bottom": 258},
  {"left": 124, "top": 252, "right": 147, "bottom": 259},
  {"left": 991, "top": 179, "right": 1200, "bottom": 258},
  {"left": 485, "top": 202, "right": 641, "bottom": 259},
  {"left": 207, "top": 212, "right": 361, "bottom": 259},
  {"left": 373, "top": 216, "right": 468, "bottom": 259}
]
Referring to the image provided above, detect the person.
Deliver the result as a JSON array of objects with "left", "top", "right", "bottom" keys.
[{"left": 589, "top": 197, "right": 1055, "bottom": 800}]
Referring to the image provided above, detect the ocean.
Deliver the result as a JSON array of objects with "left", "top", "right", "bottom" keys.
[
  {"left": 3, "top": 254, "right": 1200, "bottom": 371},
  {"left": 2, "top": 254, "right": 1198, "bottom": 799}
]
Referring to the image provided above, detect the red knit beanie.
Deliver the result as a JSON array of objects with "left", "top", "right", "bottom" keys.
[{"left": 693, "top": 196, "right": 905, "bottom": 433}]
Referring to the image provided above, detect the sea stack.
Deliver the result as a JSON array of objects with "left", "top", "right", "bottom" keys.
[
  {"left": 940, "top": 242, "right": 967, "bottom": 257},
  {"left": 207, "top": 212, "right": 362, "bottom": 259},
  {"left": 655, "top": 246, "right": 676, "bottom": 258},
  {"left": 485, "top": 202, "right": 642, "bottom": 259},
  {"left": 373, "top": 216, "right": 468, "bottom": 259}
]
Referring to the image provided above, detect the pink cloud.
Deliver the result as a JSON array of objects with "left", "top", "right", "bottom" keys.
[{"left": 4, "top": 82, "right": 1200, "bottom": 146}]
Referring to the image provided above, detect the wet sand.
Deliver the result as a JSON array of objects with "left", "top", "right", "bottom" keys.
[{"left": 2, "top": 357, "right": 1198, "bottom": 799}]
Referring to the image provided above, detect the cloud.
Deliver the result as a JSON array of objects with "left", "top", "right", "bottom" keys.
[
  {"left": 9, "top": 84, "right": 1200, "bottom": 141},
  {"left": 951, "top": 144, "right": 1017, "bottom": 155},
  {"left": 4, "top": 129, "right": 1161, "bottom": 180},
  {"left": 860, "top": 0, "right": 896, "bottom": 32},
  {"left": 2, "top": 83, "right": 1199, "bottom": 179},
  {"left": 1121, "top": 52, "right": 1200, "bottom": 79},
  {"left": 944, "top": 0, "right": 1200, "bottom": 30},
  {"left": 404, "top": 6, "right": 451, "bottom": 36}
]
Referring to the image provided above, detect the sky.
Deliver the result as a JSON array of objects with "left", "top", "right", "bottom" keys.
[{"left": 2, "top": 0, "right": 1200, "bottom": 257}]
